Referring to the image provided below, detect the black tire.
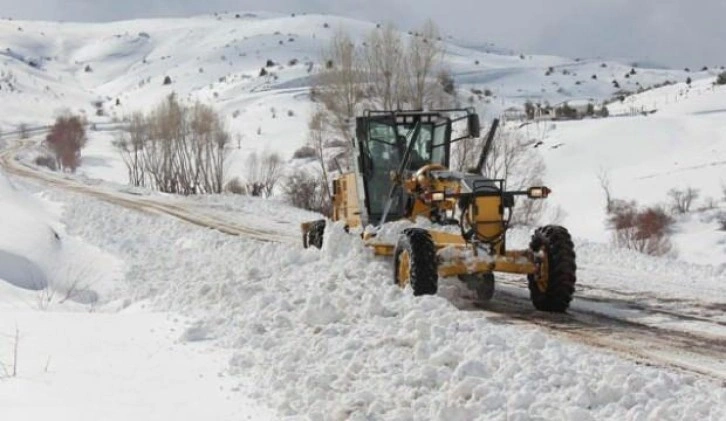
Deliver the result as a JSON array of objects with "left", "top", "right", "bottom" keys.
[
  {"left": 459, "top": 273, "right": 495, "bottom": 302},
  {"left": 304, "top": 220, "right": 326, "bottom": 249},
  {"left": 527, "top": 225, "right": 576, "bottom": 312},
  {"left": 394, "top": 228, "right": 438, "bottom": 296}
]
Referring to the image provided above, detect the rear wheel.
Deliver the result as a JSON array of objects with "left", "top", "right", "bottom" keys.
[
  {"left": 394, "top": 229, "right": 438, "bottom": 296},
  {"left": 303, "top": 220, "right": 326, "bottom": 249},
  {"left": 459, "top": 273, "right": 495, "bottom": 302},
  {"left": 527, "top": 225, "right": 576, "bottom": 312}
]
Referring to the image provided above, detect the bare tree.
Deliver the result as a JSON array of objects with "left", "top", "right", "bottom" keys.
[
  {"left": 314, "top": 29, "right": 364, "bottom": 157},
  {"left": 283, "top": 169, "right": 329, "bottom": 214},
  {"left": 404, "top": 20, "right": 444, "bottom": 109},
  {"left": 308, "top": 109, "right": 332, "bottom": 201},
  {"left": 259, "top": 152, "right": 283, "bottom": 197},
  {"left": 45, "top": 114, "right": 87, "bottom": 172},
  {"left": 363, "top": 23, "right": 405, "bottom": 110},
  {"left": 668, "top": 187, "right": 699, "bottom": 214},
  {"left": 244, "top": 151, "right": 282, "bottom": 197},
  {"left": 114, "top": 94, "right": 230, "bottom": 194},
  {"left": 597, "top": 169, "right": 614, "bottom": 213},
  {"left": 450, "top": 134, "right": 483, "bottom": 172},
  {"left": 113, "top": 112, "right": 147, "bottom": 186}
]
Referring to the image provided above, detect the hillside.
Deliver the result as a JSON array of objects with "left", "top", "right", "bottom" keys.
[
  {"left": 0, "top": 11, "right": 703, "bottom": 156},
  {"left": 540, "top": 77, "right": 726, "bottom": 265}
]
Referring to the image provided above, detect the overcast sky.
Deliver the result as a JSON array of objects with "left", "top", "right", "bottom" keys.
[{"left": 1, "top": 0, "right": 723, "bottom": 68}]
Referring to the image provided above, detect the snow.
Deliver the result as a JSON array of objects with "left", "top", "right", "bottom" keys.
[
  {"left": 0, "top": 303, "right": 274, "bottom": 421},
  {"left": 13, "top": 179, "right": 719, "bottom": 420},
  {"left": 0, "top": 12, "right": 698, "bottom": 165},
  {"left": 1, "top": 10, "right": 725, "bottom": 421},
  {"left": 0, "top": 172, "right": 123, "bottom": 302},
  {"left": 0, "top": 174, "right": 275, "bottom": 419},
  {"left": 536, "top": 78, "right": 726, "bottom": 265}
]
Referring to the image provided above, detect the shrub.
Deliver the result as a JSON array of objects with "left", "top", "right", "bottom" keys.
[
  {"left": 225, "top": 177, "right": 245, "bottom": 195},
  {"left": 668, "top": 187, "right": 699, "bottom": 214},
  {"left": 45, "top": 115, "right": 87, "bottom": 172},
  {"left": 266, "top": 59, "right": 275, "bottom": 67},
  {"left": 84, "top": 64, "right": 92, "bottom": 73},
  {"left": 554, "top": 103, "right": 578, "bottom": 119},
  {"left": 437, "top": 70, "right": 455, "bottom": 95},
  {"left": 163, "top": 75, "right": 172, "bottom": 85},
  {"left": 716, "top": 71, "right": 726, "bottom": 85},
  {"left": 608, "top": 200, "right": 675, "bottom": 256},
  {"left": 283, "top": 169, "right": 329, "bottom": 214},
  {"left": 292, "top": 145, "right": 316, "bottom": 159},
  {"left": 259, "top": 68, "right": 268, "bottom": 77}
]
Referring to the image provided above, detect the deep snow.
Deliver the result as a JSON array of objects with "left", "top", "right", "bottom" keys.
[
  {"left": 1, "top": 11, "right": 725, "bottom": 421},
  {"left": 17, "top": 177, "right": 721, "bottom": 420}
]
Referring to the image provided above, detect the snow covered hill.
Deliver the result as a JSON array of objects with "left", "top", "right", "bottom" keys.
[
  {"left": 540, "top": 77, "right": 726, "bottom": 265},
  {"left": 0, "top": 11, "right": 706, "bottom": 159}
]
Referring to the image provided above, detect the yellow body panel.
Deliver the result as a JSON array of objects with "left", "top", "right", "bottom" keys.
[
  {"left": 332, "top": 173, "right": 362, "bottom": 229},
  {"left": 471, "top": 196, "right": 504, "bottom": 244}
]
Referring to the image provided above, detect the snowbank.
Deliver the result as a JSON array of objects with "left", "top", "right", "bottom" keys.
[
  {"left": 47, "top": 186, "right": 725, "bottom": 420},
  {"left": 0, "top": 173, "right": 123, "bottom": 306}
]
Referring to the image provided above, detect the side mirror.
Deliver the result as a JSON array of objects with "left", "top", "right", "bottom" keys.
[{"left": 468, "top": 114, "right": 481, "bottom": 138}]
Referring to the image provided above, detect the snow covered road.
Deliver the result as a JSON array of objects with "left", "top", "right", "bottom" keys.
[{"left": 2, "top": 138, "right": 725, "bottom": 419}]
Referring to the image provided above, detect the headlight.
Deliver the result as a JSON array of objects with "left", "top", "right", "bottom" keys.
[{"left": 527, "top": 186, "right": 551, "bottom": 199}]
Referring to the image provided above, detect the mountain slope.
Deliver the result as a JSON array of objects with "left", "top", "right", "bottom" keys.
[{"left": 0, "top": 12, "right": 702, "bottom": 154}]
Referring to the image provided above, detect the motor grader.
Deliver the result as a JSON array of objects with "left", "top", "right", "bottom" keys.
[{"left": 301, "top": 108, "right": 576, "bottom": 312}]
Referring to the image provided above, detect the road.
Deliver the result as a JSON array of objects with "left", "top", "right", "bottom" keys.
[{"left": 2, "top": 137, "right": 725, "bottom": 383}]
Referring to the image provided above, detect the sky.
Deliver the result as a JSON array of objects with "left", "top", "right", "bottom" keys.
[{"left": 0, "top": 0, "right": 723, "bottom": 68}]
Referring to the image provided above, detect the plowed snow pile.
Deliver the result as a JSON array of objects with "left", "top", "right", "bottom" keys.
[
  {"left": 0, "top": 172, "right": 122, "bottom": 303},
  {"left": 50, "top": 187, "right": 725, "bottom": 421}
]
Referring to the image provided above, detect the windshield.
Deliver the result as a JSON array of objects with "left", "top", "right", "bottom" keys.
[{"left": 359, "top": 116, "right": 451, "bottom": 225}]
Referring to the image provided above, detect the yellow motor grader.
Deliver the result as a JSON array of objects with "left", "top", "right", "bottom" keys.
[{"left": 302, "top": 109, "right": 576, "bottom": 312}]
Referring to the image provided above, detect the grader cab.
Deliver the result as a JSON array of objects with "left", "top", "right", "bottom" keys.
[{"left": 302, "top": 108, "right": 576, "bottom": 312}]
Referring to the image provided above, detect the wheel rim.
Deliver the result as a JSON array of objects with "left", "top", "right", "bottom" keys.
[
  {"left": 536, "top": 249, "right": 549, "bottom": 293},
  {"left": 397, "top": 250, "right": 411, "bottom": 288}
]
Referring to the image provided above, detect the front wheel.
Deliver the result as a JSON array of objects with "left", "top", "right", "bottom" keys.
[
  {"left": 394, "top": 228, "right": 438, "bottom": 296},
  {"left": 527, "top": 225, "right": 576, "bottom": 312}
]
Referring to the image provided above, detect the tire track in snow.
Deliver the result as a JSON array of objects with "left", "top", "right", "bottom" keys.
[
  {"left": 448, "top": 278, "right": 726, "bottom": 382},
  {"left": 0, "top": 139, "right": 295, "bottom": 244}
]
